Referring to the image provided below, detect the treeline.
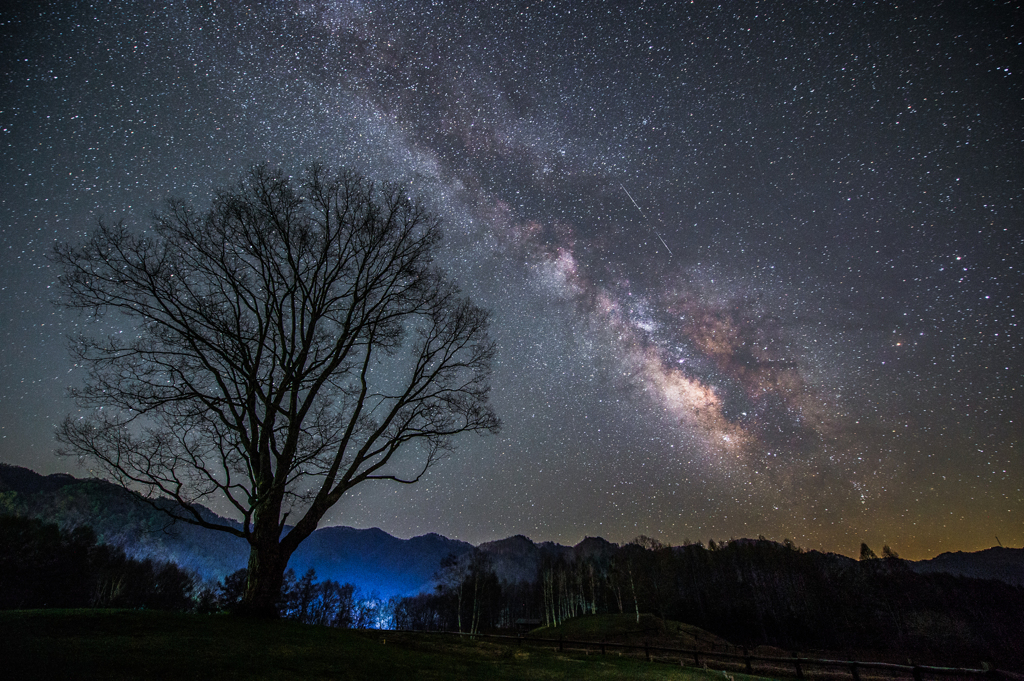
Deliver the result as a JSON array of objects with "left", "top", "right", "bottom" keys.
[
  {"left": 396, "top": 537, "right": 1024, "bottom": 668},
  {"left": 0, "top": 515, "right": 389, "bottom": 628},
  {"left": 0, "top": 515, "right": 194, "bottom": 610},
  {"left": 217, "top": 567, "right": 399, "bottom": 628}
]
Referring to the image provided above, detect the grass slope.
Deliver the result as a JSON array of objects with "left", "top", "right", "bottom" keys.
[
  {"left": 534, "top": 613, "right": 740, "bottom": 650},
  {"left": 0, "top": 609, "right": 776, "bottom": 681}
]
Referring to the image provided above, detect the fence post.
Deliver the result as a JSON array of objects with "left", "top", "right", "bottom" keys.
[
  {"left": 559, "top": 635, "right": 564, "bottom": 652},
  {"left": 850, "top": 661, "right": 860, "bottom": 681},
  {"left": 912, "top": 666, "right": 923, "bottom": 681},
  {"left": 600, "top": 643, "right": 605, "bottom": 655},
  {"left": 792, "top": 651, "right": 803, "bottom": 679},
  {"left": 645, "top": 641, "right": 651, "bottom": 662},
  {"left": 744, "top": 648, "right": 753, "bottom": 674},
  {"left": 693, "top": 651, "right": 701, "bottom": 667}
]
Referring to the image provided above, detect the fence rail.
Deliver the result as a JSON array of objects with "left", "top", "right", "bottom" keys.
[{"left": 410, "top": 630, "right": 1012, "bottom": 680}]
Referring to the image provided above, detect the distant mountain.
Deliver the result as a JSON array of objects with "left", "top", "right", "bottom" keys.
[
  {"left": 0, "top": 464, "right": 471, "bottom": 597},
  {"left": 0, "top": 463, "right": 250, "bottom": 579},
  {"left": 477, "top": 534, "right": 618, "bottom": 583},
  {"left": 4, "top": 463, "right": 1021, "bottom": 600},
  {"left": 288, "top": 526, "right": 472, "bottom": 596},
  {"left": 910, "top": 547, "right": 1024, "bottom": 586},
  {"left": 477, "top": 535, "right": 567, "bottom": 583}
]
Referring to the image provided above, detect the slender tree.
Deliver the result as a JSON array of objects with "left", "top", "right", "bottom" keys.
[
  {"left": 859, "top": 543, "right": 878, "bottom": 561},
  {"left": 54, "top": 164, "right": 500, "bottom": 616}
]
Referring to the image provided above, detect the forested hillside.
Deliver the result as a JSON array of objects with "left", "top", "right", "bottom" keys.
[
  {"left": 3, "top": 464, "right": 1021, "bottom": 668},
  {"left": 399, "top": 537, "right": 1024, "bottom": 669}
]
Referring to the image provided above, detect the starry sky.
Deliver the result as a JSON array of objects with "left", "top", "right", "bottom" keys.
[{"left": 2, "top": 1, "right": 1021, "bottom": 559}]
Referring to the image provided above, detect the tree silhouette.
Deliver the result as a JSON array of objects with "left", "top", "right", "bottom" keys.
[
  {"left": 54, "top": 164, "right": 500, "bottom": 616},
  {"left": 0, "top": 515, "right": 194, "bottom": 611}
]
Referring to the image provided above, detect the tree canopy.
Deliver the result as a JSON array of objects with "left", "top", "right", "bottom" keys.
[{"left": 54, "top": 163, "right": 499, "bottom": 615}]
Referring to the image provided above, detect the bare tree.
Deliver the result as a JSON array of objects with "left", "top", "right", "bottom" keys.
[{"left": 54, "top": 164, "right": 500, "bottom": 616}]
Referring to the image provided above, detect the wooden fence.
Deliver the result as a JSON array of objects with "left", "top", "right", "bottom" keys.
[{"left": 415, "top": 630, "right": 1014, "bottom": 680}]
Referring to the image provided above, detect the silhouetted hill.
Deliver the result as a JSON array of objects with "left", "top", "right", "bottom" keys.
[
  {"left": 288, "top": 526, "right": 472, "bottom": 596},
  {"left": 911, "top": 546, "right": 1024, "bottom": 586},
  {"left": 574, "top": 536, "right": 618, "bottom": 561},
  {"left": 0, "top": 463, "right": 250, "bottom": 579},
  {"left": 0, "top": 464, "right": 471, "bottom": 596},
  {"left": 474, "top": 534, "right": 619, "bottom": 584},
  {"left": 0, "top": 465, "right": 79, "bottom": 495},
  {"left": 478, "top": 535, "right": 567, "bottom": 583},
  {"left": 4, "top": 463, "right": 1021, "bottom": 603}
]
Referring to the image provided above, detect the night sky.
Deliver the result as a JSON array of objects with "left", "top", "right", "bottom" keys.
[{"left": 2, "top": 1, "right": 1021, "bottom": 559}]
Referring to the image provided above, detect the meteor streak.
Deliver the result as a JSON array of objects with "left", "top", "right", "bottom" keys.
[{"left": 621, "top": 183, "right": 673, "bottom": 256}]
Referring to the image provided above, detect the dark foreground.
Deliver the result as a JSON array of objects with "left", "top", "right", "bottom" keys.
[{"left": 0, "top": 609, "right": 772, "bottom": 681}]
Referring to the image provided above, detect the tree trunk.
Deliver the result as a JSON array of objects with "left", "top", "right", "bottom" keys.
[
  {"left": 470, "top": 574, "right": 480, "bottom": 635},
  {"left": 237, "top": 522, "right": 289, "bottom": 618},
  {"left": 456, "top": 581, "right": 464, "bottom": 633},
  {"left": 628, "top": 563, "right": 640, "bottom": 624}
]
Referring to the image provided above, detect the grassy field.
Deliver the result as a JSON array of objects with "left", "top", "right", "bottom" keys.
[{"left": 0, "top": 609, "right": 777, "bottom": 680}]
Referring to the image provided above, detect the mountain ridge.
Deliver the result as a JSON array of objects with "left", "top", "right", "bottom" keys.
[
  {"left": 0, "top": 463, "right": 472, "bottom": 596},
  {"left": 2, "top": 463, "right": 1020, "bottom": 596}
]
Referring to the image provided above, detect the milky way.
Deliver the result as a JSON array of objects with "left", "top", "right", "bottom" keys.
[{"left": 1, "top": 1, "right": 1020, "bottom": 558}]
